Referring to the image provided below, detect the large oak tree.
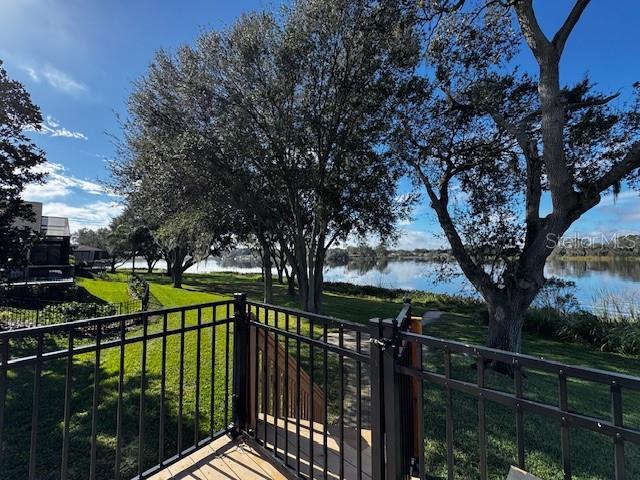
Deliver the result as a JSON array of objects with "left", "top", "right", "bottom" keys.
[
  {"left": 394, "top": 0, "right": 640, "bottom": 354},
  {"left": 115, "top": 0, "right": 415, "bottom": 310},
  {"left": 203, "top": 0, "right": 416, "bottom": 312}
]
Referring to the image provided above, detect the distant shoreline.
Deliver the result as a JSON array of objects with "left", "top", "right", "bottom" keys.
[{"left": 550, "top": 255, "right": 640, "bottom": 262}]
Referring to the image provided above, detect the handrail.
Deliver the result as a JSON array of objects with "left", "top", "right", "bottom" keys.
[
  {"left": 247, "top": 299, "right": 371, "bottom": 333},
  {"left": 0, "top": 299, "right": 238, "bottom": 480},
  {"left": 399, "top": 330, "right": 640, "bottom": 390},
  {"left": 0, "top": 298, "right": 234, "bottom": 339},
  {"left": 2, "top": 294, "right": 639, "bottom": 480}
]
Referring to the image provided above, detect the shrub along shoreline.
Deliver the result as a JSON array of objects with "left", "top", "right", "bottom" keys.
[{"left": 325, "top": 280, "right": 640, "bottom": 356}]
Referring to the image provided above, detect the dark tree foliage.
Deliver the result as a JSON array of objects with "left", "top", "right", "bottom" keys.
[
  {"left": 393, "top": 0, "right": 640, "bottom": 355},
  {"left": 113, "top": 0, "right": 416, "bottom": 308},
  {"left": 129, "top": 225, "right": 162, "bottom": 273},
  {"left": 0, "top": 60, "right": 47, "bottom": 276},
  {"left": 113, "top": 42, "right": 235, "bottom": 288},
  {"left": 201, "top": 0, "right": 417, "bottom": 311}
]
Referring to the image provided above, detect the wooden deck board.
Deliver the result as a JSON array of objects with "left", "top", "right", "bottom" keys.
[
  {"left": 148, "top": 434, "right": 294, "bottom": 480},
  {"left": 148, "top": 415, "right": 372, "bottom": 480},
  {"left": 256, "top": 415, "right": 372, "bottom": 480}
]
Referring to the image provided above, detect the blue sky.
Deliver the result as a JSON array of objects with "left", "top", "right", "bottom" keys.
[{"left": 1, "top": 0, "right": 638, "bottom": 248}]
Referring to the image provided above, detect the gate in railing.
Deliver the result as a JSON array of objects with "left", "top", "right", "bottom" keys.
[
  {"left": 1, "top": 293, "right": 639, "bottom": 480},
  {"left": 233, "top": 295, "right": 640, "bottom": 480},
  {"left": 239, "top": 296, "right": 373, "bottom": 480}
]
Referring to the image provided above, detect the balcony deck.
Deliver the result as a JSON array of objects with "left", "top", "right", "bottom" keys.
[
  {"left": 149, "top": 434, "right": 293, "bottom": 479},
  {"left": 6, "top": 264, "right": 75, "bottom": 286},
  {"left": 150, "top": 415, "right": 372, "bottom": 480}
]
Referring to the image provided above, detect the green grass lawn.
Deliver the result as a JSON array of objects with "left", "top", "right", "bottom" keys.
[
  {"left": 2, "top": 271, "right": 639, "bottom": 480},
  {"left": 76, "top": 277, "right": 132, "bottom": 304},
  {"left": 1, "top": 278, "right": 234, "bottom": 480}
]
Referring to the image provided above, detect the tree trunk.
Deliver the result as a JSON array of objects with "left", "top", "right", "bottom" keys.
[
  {"left": 164, "top": 252, "right": 173, "bottom": 277},
  {"left": 285, "top": 267, "right": 296, "bottom": 296},
  {"left": 486, "top": 301, "right": 525, "bottom": 353},
  {"left": 172, "top": 266, "right": 183, "bottom": 288},
  {"left": 261, "top": 240, "right": 273, "bottom": 304},
  {"left": 170, "top": 247, "right": 186, "bottom": 288},
  {"left": 310, "top": 246, "right": 325, "bottom": 313},
  {"left": 289, "top": 230, "right": 310, "bottom": 311},
  {"left": 110, "top": 258, "right": 116, "bottom": 274},
  {"left": 132, "top": 253, "right": 135, "bottom": 275}
]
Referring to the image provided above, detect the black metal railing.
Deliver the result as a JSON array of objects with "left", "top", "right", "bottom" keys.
[
  {"left": 7, "top": 265, "right": 75, "bottom": 284},
  {"left": 235, "top": 298, "right": 373, "bottom": 480},
  {"left": 384, "top": 305, "right": 640, "bottom": 480},
  {"left": 0, "top": 299, "right": 236, "bottom": 480},
  {"left": 0, "top": 298, "right": 143, "bottom": 329},
  {"left": 1, "top": 293, "right": 639, "bottom": 480}
]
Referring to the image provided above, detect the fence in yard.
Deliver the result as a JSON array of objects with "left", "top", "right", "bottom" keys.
[
  {"left": 0, "top": 298, "right": 143, "bottom": 329},
  {"left": 0, "top": 293, "right": 638, "bottom": 480}
]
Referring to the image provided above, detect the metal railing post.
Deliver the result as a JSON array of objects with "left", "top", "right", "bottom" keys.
[
  {"left": 369, "top": 318, "right": 386, "bottom": 480},
  {"left": 382, "top": 318, "right": 403, "bottom": 480},
  {"left": 232, "top": 292, "right": 248, "bottom": 436}
]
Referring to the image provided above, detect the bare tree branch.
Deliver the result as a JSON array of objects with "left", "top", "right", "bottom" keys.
[
  {"left": 552, "top": 0, "right": 591, "bottom": 55},
  {"left": 410, "top": 161, "right": 496, "bottom": 298},
  {"left": 513, "top": 0, "right": 551, "bottom": 60}
]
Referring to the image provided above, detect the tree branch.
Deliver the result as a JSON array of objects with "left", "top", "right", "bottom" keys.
[
  {"left": 513, "top": 0, "right": 551, "bottom": 61},
  {"left": 592, "top": 142, "right": 640, "bottom": 195},
  {"left": 552, "top": 0, "right": 591, "bottom": 55},
  {"left": 410, "top": 161, "right": 496, "bottom": 299},
  {"left": 566, "top": 92, "right": 620, "bottom": 111}
]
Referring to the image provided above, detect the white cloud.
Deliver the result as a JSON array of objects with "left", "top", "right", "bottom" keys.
[
  {"left": 16, "top": 63, "right": 89, "bottom": 97},
  {"left": 26, "top": 115, "right": 88, "bottom": 141},
  {"left": 41, "top": 64, "right": 88, "bottom": 96},
  {"left": 20, "top": 65, "right": 40, "bottom": 82},
  {"left": 42, "top": 201, "right": 123, "bottom": 232},
  {"left": 22, "top": 162, "right": 108, "bottom": 201},
  {"left": 395, "top": 229, "right": 447, "bottom": 250}
]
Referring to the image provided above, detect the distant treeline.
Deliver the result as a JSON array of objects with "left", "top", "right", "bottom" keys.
[
  {"left": 552, "top": 235, "right": 640, "bottom": 259},
  {"left": 326, "top": 236, "right": 640, "bottom": 265},
  {"left": 326, "top": 245, "right": 451, "bottom": 265}
]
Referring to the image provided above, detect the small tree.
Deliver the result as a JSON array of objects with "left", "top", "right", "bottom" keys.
[
  {"left": 155, "top": 211, "right": 231, "bottom": 288},
  {"left": 106, "top": 221, "right": 132, "bottom": 273},
  {"left": 0, "top": 60, "right": 47, "bottom": 276},
  {"left": 73, "top": 227, "right": 111, "bottom": 251},
  {"left": 394, "top": 0, "right": 640, "bottom": 354}
]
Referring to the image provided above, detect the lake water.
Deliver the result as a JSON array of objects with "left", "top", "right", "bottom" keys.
[{"left": 127, "top": 257, "right": 640, "bottom": 312}]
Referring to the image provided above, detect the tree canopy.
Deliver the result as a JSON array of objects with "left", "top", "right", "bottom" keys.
[
  {"left": 393, "top": 0, "right": 640, "bottom": 353},
  {"left": 0, "top": 60, "right": 47, "bottom": 276},
  {"left": 114, "top": 0, "right": 415, "bottom": 307}
]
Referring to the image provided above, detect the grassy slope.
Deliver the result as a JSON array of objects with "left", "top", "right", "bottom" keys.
[
  {"left": 76, "top": 277, "right": 132, "bottom": 304},
  {"left": 3, "top": 272, "right": 639, "bottom": 480},
  {"left": 2, "top": 277, "right": 234, "bottom": 480},
  {"left": 115, "top": 273, "right": 640, "bottom": 479}
]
